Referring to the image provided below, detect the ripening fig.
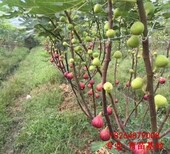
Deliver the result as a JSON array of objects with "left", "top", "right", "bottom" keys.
[
  {"left": 96, "top": 83, "right": 103, "bottom": 92},
  {"left": 91, "top": 112, "right": 104, "bottom": 128},
  {"left": 95, "top": 93, "right": 100, "bottom": 99},
  {"left": 79, "top": 82, "right": 85, "bottom": 90},
  {"left": 143, "top": 94, "right": 150, "bottom": 101},
  {"left": 126, "top": 81, "right": 130, "bottom": 88},
  {"left": 115, "top": 80, "right": 119, "bottom": 85},
  {"left": 103, "top": 82, "right": 113, "bottom": 93},
  {"left": 155, "top": 55, "right": 169, "bottom": 68},
  {"left": 114, "top": 8, "right": 121, "bottom": 18},
  {"left": 106, "top": 29, "right": 116, "bottom": 38},
  {"left": 144, "top": 2, "right": 155, "bottom": 15},
  {"left": 159, "top": 77, "right": 166, "bottom": 84},
  {"left": 130, "top": 21, "right": 144, "bottom": 35},
  {"left": 89, "top": 79, "right": 95, "bottom": 85},
  {"left": 100, "top": 127, "right": 110, "bottom": 141},
  {"left": 88, "top": 89, "right": 93, "bottom": 96},
  {"left": 88, "top": 83, "right": 92, "bottom": 88},
  {"left": 67, "top": 72, "right": 74, "bottom": 80},
  {"left": 154, "top": 94, "right": 168, "bottom": 109},
  {"left": 113, "top": 51, "right": 122, "bottom": 59},
  {"left": 83, "top": 73, "right": 89, "bottom": 80},
  {"left": 107, "top": 106, "right": 112, "bottom": 115},
  {"left": 64, "top": 71, "right": 69, "bottom": 78},
  {"left": 127, "top": 35, "right": 140, "bottom": 48},
  {"left": 94, "top": 4, "right": 103, "bottom": 13},
  {"left": 92, "top": 58, "right": 100, "bottom": 66},
  {"left": 131, "top": 77, "right": 144, "bottom": 90}
]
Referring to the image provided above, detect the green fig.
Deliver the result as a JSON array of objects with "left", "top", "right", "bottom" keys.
[
  {"left": 85, "top": 36, "right": 92, "bottom": 42},
  {"left": 103, "top": 82, "right": 113, "bottom": 93},
  {"left": 88, "top": 49, "right": 93, "bottom": 55},
  {"left": 94, "top": 4, "right": 103, "bottom": 13},
  {"left": 154, "top": 94, "right": 168, "bottom": 109},
  {"left": 106, "top": 29, "right": 116, "bottom": 38},
  {"left": 104, "top": 22, "right": 110, "bottom": 30},
  {"left": 93, "top": 52, "right": 99, "bottom": 58},
  {"left": 130, "top": 21, "right": 144, "bottom": 35},
  {"left": 71, "top": 38, "right": 78, "bottom": 44},
  {"left": 114, "top": 8, "right": 121, "bottom": 18},
  {"left": 67, "top": 24, "right": 74, "bottom": 30},
  {"left": 127, "top": 35, "right": 140, "bottom": 48},
  {"left": 155, "top": 55, "right": 169, "bottom": 68},
  {"left": 131, "top": 77, "right": 143, "bottom": 90},
  {"left": 113, "top": 51, "right": 122, "bottom": 59},
  {"left": 59, "top": 16, "right": 66, "bottom": 22},
  {"left": 89, "top": 65, "right": 96, "bottom": 71},
  {"left": 92, "top": 58, "right": 100, "bottom": 66},
  {"left": 144, "top": 2, "right": 155, "bottom": 15}
]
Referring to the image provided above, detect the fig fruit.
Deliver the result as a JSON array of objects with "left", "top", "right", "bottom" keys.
[
  {"left": 131, "top": 77, "right": 143, "bottom": 90},
  {"left": 113, "top": 50, "right": 122, "bottom": 59},
  {"left": 155, "top": 55, "right": 169, "bottom": 68},
  {"left": 127, "top": 35, "right": 140, "bottom": 48},
  {"left": 154, "top": 94, "right": 168, "bottom": 109},
  {"left": 92, "top": 58, "right": 100, "bottom": 66},
  {"left": 100, "top": 127, "right": 110, "bottom": 141},
  {"left": 130, "top": 21, "right": 144, "bottom": 35},
  {"left": 94, "top": 4, "right": 103, "bottom": 13},
  {"left": 103, "top": 82, "right": 113, "bottom": 93},
  {"left": 106, "top": 29, "right": 116, "bottom": 38},
  {"left": 91, "top": 113, "right": 104, "bottom": 128}
]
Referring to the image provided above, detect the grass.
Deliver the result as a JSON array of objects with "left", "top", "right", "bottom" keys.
[
  {"left": 0, "top": 46, "right": 97, "bottom": 154},
  {"left": 0, "top": 47, "right": 29, "bottom": 84}
]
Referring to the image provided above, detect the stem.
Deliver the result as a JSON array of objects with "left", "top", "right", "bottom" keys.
[
  {"left": 159, "top": 128, "right": 170, "bottom": 139},
  {"left": 69, "top": 32, "right": 93, "bottom": 119},
  {"left": 109, "top": 93, "right": 125, "bottom": 132},
  {"left": 158, "top": 107, "right": 170, "bottom": 133},
  {"left": 136, "top": 1, "right": 158, "bottom": 153}
]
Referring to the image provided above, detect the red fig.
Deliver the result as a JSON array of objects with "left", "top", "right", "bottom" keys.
[
  {"left": 159, "top": 77, "right": 166, "bottom": 84},
  {"left": 64, "top": 71, "right": 68, "bottom": 77},
  {"left": 88, "top": 89, "right": 93, "bottom": 96},
  {"left": 67, "top": 72, "right": 74, "bottom": 80},
  {"left": 143, "top": 94, "right": 149, "bottom": 101},
  {"left": 107, "top": 106, "right": 112, "bottom": 115},
  {"left": 89, "top": 79, "right": 95, "bottom": 85},
  {"left": 96, "top": 83, "right": 103, "bottom": 92},
  {"left": 79, "top": 82, "right": 85, "bottom": 90},
  {"left": 91, "top": 113, "right": 104, "bottom": 128},
  {"left": 88, "top": 83, "right": 92, "bottom": 88},
  {"left": 100, "top": 127, "right": 110, "bottom": 141},
  {"left": 95, "top": 93, "right": 100, "bottom": 98},
  {"left": 83, "top": 73, "right": 89, "bottom": 80},
  {"left": 126, "top": 81, "right": 130, "bottom": 87},
  {"left": 115, "top": 80, "right": 119, "bottom": 85}
]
